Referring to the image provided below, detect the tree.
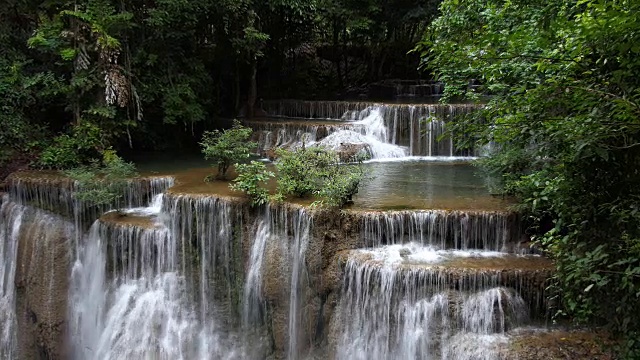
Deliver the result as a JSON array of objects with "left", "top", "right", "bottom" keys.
[
  {"left": 28, "top": 0, "right": 136, "bottom": 130},
  {"left": 421, "top": 0, "right": 640, "bottom": 355},
  {"left": 200, "top": 121, "right": 256, "bottom": 180}
]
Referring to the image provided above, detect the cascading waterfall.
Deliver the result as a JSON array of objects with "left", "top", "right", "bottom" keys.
[
  {"left": 334, "top": 248, "right": 532, "bottom": 360},
  {"left": 262, "top": 100, "right": 376, "bottom": 120},
  {"left": 247, "top": 121, "right": 355, "bottom": 155},
  {"left": 1, "top": 143, "right": 556, "bottom": 359},
  {"left": 7, "top": 174, "right": 174, "bottom": 228},
  {"left": 70, "top": 219, "right": 209, "bottom": 359},
  {"left": 360, "top": 210, "right": 519, "bottom": 252},
  {"left": 241, "top": 205, "right": 313, "bottom": 359},
  {"left": 0, "top": 193, "right": 75, "bottom": 359},
  {"left": 69, "top": 193, "right": 244, "bottom": 360},
  {"left": 256, "top": 100, "right": 479, "bottom": 157},
  {"left": 287, "top": 208, "right": 312, "bottom": 360},
  {"left": 0, "top": 196, "right": 21, "bottom": 359},
  {"left": 243, "top": 208, "right": 271, "bottom": 328},
  {"left": 317, "top": 108, "right": 408, "bottom": 159}
]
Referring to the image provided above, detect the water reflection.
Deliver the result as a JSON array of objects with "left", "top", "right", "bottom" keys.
[{"left": 352, "top": 161, "right": 511, "bottom": 211}]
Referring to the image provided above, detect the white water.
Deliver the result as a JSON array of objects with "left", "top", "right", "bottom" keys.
[
  {"left": 358, "top": 242, "right": 508, "bottom": 266},
  {"left": 259, "top": 100, "right": 480, "bottom": 157},
  {"left": 287, "top": 209, "right": 312, "bottom": 360},
  {"left": 0, "top": 197, "right": 21, "bottom": 359},
  {"left": 335, "top": 253, "right": 529, "bottom": 360},
  {"left": 69, "top": 194, "right": 243, "bottom": 360},
  {"left": 123, "top": 193, "right": 164, "bottom": 216},
  {"left": 318, "top": 130, "right": 407, "bottom": 159},
  {"left": 361, "top": 210, "right": 514, "bottom": 251},
  {"left": 2, "top": 139, "right": 545, "bottom": 360},
  {"left": 313, "top": 108, "right": 409, "bottom": 159},
  {"left": 241, "top": 206, "right": 314, "bottom": 359},
  {"left": 243, "top": 207, "right": 272, "bottom": 329}
]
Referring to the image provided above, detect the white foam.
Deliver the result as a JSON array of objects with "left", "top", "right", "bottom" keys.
[
  {"left": 318, "top": 130, "right": 407, "bottom": 159},
  {"left": 357, "top": 243, "right": 508, "bottom": 266},
  {"left": 123, "top": 193, "right": 164, "bottom": 216},
  {"left": 363, "top": 156, "right": 478, "bottom": 163}
]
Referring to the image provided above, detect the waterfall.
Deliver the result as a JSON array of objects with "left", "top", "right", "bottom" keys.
[
  {"left": 0, "top": 196, "right": 21, "bottom": 359},
  {"left": 243, "top": 208, "right": 271, "bottom": 327},
  {"left": 0, "top": 193, "right": 75, "bottom": 359},
  {"left": 69, "top": 217, "right": 196, "bottom": 359},
  {"left": 360, "top": 210, "right": 519, "bottom": 252},
  {"left": 334, "top": 252, "right": 532, "bottom": 360},
  {"left": 247, "top": 120, "right": 355, "bottom": 155},
  {"left": 241, "top": 205, "right": 313, "bottom": 359},
  {"left": 2, "top": 164, "right": 555, "bottom": 359},
  {"left": 287, "top": 208, "right": 311, "bottom": 360},
  {"left": 69, "top": 193, "right": 244, "bottom": 360},
  {"left": 253, "top": 100, "right": 480, "bottom": 158},
  {"left": 7, "top": 174, "right": 174, "bottom": 227}
]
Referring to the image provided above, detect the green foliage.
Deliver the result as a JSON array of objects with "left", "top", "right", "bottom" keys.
[
  {"left": 423, "top": 0, "right": 640, "bottom": 355},
  {"left": 275, "top": 146, "right": 364, "bottom": 208},
  {"left": 39, "top": 122, "right": 105, "bottom": 169},
  {"left": 0, "top": 0, "right": 445, "bottom": 172},
  {"left": 275, "top": 147, "right": 335, "bottom": 198},
  {"left": 230, "top": 160, "right": 274, "bottom": 207},
  {"left": 313, "top": 163, "right": 364, "bottom": 208},
  {"left": 65, "top": 149, "right": 137, "bottom": 208},
  {"left": 200, "top": 121, "right": 256, "bottom": 180}
]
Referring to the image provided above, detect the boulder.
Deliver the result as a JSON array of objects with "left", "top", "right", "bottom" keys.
[{"left": 335, "top": 143, "right": 371, "bottom": 163}]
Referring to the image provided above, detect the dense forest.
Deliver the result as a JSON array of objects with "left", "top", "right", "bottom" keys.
[
  {"left": 2, "top": 0, "right": 640, "bottom": 358},
  {"left": 422, "top": 0, "right": 640, "bottom": 356},
  {"left": 0, "top": 0, "right": 439, "bottom": 175}
]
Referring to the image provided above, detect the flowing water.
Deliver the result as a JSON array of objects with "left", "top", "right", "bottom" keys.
[
  {"left": 69, "top": 193, "right": 246, "bottom": 360},
  {"left": 66, "top": 192, "right": 313, "bottom": 360},
  {"left": 0, "top": 99, "right": 557, "bottom": 360},
  {"left": 0, "top": 173, "right": 548, "bottom": 360},
  {"left": 0, "top": 196, "right": 21, "bottom": 359},
  {"left": 333, "top": 244, "right": 545, "bottom": 360},
  {"left": 241, "top": 206, "right": 313, "bottom": 360},
  {"left": 253, "top": 100, "right": 479, "bottom": 158}
]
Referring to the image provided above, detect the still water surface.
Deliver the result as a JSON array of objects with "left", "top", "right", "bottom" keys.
[{"left": 130, "top": 152, "right": 511, "bottom": 211}]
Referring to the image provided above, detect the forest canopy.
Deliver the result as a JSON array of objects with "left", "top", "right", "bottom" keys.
[
  {"left": 0, "top": 0, "right": 439, "bottom": 173},
  {"left": 420, "top": 0, "right": 640, "bottom": 355}
]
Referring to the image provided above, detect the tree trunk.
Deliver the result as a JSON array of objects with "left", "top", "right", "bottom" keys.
[
  {"left": 234, "top": 61, "right": 241, "bottom": 116},
  {"left": 332, "top": 19, "right": 344, "bottom": 92},
  {"left": 247, "top": 57, "right": 257, "bottom": 119}
]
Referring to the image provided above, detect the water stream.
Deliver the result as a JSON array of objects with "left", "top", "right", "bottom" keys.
[
  {"left": 0, "top": 99, "right": 556, "bottom": 360},
  {"left": 253, "top": 100, "right": 479, "bottom": 158},
  {"left": 0, "top": 196, "right": 21, "bottom": 359}
]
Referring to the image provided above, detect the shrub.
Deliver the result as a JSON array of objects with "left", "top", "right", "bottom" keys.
[
  {"left": 274, "top": 146, "right": 365, "bottom": 208},
  {"left": 200, "top": 120, "right": 256, "bottom": 180},
  {"left": 39, "top": 121, "right": 105, "bottom": 169},
  {"left": 275, "top": 147, "right": 335, "bottom": 198},
  {"left": 314, "top": 164, "right": 364, "bottom": 208},
  {"left": 65, "top": 149, "right": 137, "bottom": 208},
  {"left": 230, "top": 160, "right": 274, "bottom": 207}
]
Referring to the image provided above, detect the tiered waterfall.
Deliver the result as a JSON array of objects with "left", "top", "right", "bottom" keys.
[
  {"left": 0, "top": 99, "right": 556, "bottom": 360},
  {"left": 248, "top": 100, "right": 479, "bottom": 158}
]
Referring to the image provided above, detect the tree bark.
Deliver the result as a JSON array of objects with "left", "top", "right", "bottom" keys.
[{"left": 247, "top": 57, "right": 257, "bottom": 119}]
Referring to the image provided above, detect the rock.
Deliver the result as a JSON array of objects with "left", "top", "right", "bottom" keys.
[
  {"left": 264, "top": 148, "right": 278, "bottom": 161},
  {"left": 334, "top": 143, "right": 371, "bottom": 162},
  {"left": 399, "top": 248, "right": 411, "bottom": 257}
]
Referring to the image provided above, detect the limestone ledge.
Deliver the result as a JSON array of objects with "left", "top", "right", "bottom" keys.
[
  {"left": 6, "top": 171, "right": 174, "bottom": 225},
  {"left": 6, "top": 173, "right": 543, "bottom": 360}
]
